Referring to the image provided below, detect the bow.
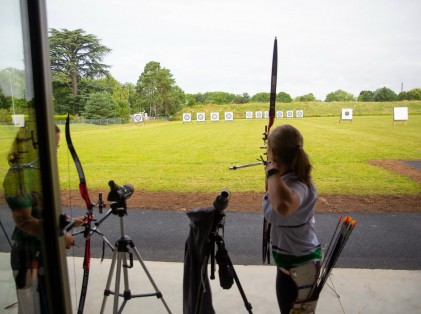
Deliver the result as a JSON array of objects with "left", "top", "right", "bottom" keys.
[
  {"left": 267, "top": 37, "right": 278, "bottom": 137},
  {"left": 65, "top": 114, "right": 94, "bottom": 314},
  {"left": 229, "top": 38, "right": 277, "bottom": 263},
  {"left": 262, "top": 37, "right": 278, "bottom": 264}
]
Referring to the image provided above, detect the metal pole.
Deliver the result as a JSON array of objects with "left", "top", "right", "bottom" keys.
[{"left": 6, "top": 70, "right": 16, "bottom": 124}]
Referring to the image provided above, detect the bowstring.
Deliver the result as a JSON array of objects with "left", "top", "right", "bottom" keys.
[{"left": 327, "top": 275, "right": 345, "bottom": 313}]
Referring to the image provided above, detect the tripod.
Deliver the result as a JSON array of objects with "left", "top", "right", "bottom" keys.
[
  {"left": 99, "top": 205, "right": 171, "bottom": 314},
  {"left": 195, "top": 196, "right": 253, "bottom": 314}
]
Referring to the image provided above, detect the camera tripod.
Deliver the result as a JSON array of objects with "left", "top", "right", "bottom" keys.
[
  {"left": 99, "top": 205, "right": 171, "bottom": 314},
  {"left": 196, "top": 204, "right": 253, "bottom": 314}
]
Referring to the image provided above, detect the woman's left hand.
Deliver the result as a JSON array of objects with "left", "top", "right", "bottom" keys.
[{"left": 64, "top": 232, "right": 75, "bottom": 249}]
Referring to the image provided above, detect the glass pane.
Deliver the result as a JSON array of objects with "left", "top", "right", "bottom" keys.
[{"left": 1, "top": 0, "right": 47, "bottom": 312}]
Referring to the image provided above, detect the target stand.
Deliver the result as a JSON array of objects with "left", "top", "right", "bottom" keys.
[
  {"left": 224, "top": 112, "right": 234, "bottom": 123},
  {"left": 393, "top": 107, "right": 408, "bottom": 125},
  {"left": 133, "top": 113, "right": 144, "bottom": 125},
  {"left": 182, "top": 113, "right": 192, "bottom": 124},
  {"left": 339, "top": 108, "right": 353, "bottom": 123}
]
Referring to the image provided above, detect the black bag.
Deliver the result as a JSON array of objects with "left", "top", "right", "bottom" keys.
[
  {"left": 215, "top": 247, "right": 234, "bottom": 289},
  {"left": 183, "top": 207, "right": 216, "bottom": 314}
]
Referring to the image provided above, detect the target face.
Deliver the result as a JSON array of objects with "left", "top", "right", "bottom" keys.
[
  {"left": 264, "top": 111, "right": 269, "bottom": 118},
  {"left": 183, "top": 113, "right": 192, "bottom": 122},
  {"left": 255, "top": 111, "right": 263, "bottom": 118},
  {"left": 296, "top": 110, "right": 304, "bottom": 118},
  {"left": 210, "top": 112, "right": 220, "bottom": 121},
  {"left": 393, "top": 107, "right": 408, "bottom": 121},
  {"left": 246, "top": 111, "right": 253, "bottom": 119},
  {"left": 225, "top": 112, "right": 233, "bottom": 121},
  {"left": 276, "top": 111, "right": 283, "bottom": 118},
  {"left": 197, "top": 113, "right": 206, "bottom": 122},
  {"left": 134, "top": 113, "right": 143, "bottom": 122},
  {"left": 341, "top": 108, "right": 353, "bottom": 120},
  {"left": 286, "top": 110, "right": 294, "bottom": 118}
]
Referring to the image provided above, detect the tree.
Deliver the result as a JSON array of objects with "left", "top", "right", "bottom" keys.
[
  {"left": 0, "top": 89, "right": 6, "bottom": 109},
  {"left": 205, "top": 92, "right": 235, "bottom": 104},
  {"left": 373, "top": 87, "right": 397, "bottom": 102},
  {"left": 83, "top": 92, "right": 116, "bottom": 119},
  {"left": 357, "top": 90, "right": 375, "bottom": 102},
  {"left": 295, "top": 93, "right": 317, "bottom": 102},
  {"left": 251, "top": 92, "right": 270, "bottom": 102},
  {"left": 277, "top": 91, "right": 292, "bottom": 103},
  {"left": 0, "top": 68, "right": 26, "bottom": 99},
  {"left": 0, "top": 108, "right": 12, "bottom": 123},
  {"left": 399, "top": 88, "right": 421, "bottom": 100},
  {"left": 234, "top": 93, "right": 250, "bottom": 104},
  {"left": 408, "top": 88, "right": 421, "bottom": 100},
  {"left": 79, "top": 77, "right": 114, "bottom": 95},
  {"left": 325, "top": 89, "right": 355, "bottom": 102},
  {"left": 190, "top": 92, "right": 236, "bottom": 104},
  {"left": 165, "top": 86, "right": 185, "bottom": 116},
  {"left": 136, "top": 61, "right": 185, "bottom": 117},
  {"left": 397, "top": 91, "right": 408, "bottom": 101},
  {"left": 0, "top": 68, "right": 28, "bottom": 114},
  {"left": 109, "top": 77, "right": 130, "bottom": 118},
  {"left": 185, "top": 94, "right": 196, "bottom": 107},
  {"left": 49, "top": 28, "right": 111, "bottom": 98}
]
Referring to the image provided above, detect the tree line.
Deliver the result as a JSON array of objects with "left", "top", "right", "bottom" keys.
[{"left": 1, "top": 28, "right": 420, "bottom": 121}]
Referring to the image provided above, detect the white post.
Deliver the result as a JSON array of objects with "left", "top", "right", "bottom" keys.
[{"left": 6, "top": 70, "right": 16, "bottom": 125}]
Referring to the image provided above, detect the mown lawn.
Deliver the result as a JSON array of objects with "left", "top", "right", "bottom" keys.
[
  {"left": 51, "top": 115, "right": 421, "bottom": 195},
  {"left": 1, "top": 114, "right": 420, "bottom": 195}
]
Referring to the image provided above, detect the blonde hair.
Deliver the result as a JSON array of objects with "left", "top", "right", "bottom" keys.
[{"left": 268, "top": 124, "right": 312, "bottom": 185}]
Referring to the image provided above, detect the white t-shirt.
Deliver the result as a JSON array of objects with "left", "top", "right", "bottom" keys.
[{"left": 262, "top": 173, "right": 319, "bottom": 257}]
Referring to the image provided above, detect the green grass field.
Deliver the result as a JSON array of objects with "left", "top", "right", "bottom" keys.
[{"left": 1, "top": 114, "right": 420, "bottom": 195}]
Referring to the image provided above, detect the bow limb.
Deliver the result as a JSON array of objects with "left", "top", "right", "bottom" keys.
[
  {"left": 268, "top": 37, "right": 278, "bottom": 133},
  {"left": 263, "top": 37, "right": 278, "bottom": 264},
  {"left": 65, "top": 114, "right": 93, "bottom": 313},
  {"left": 65, "top": 114, "right": 92, "bottom": 209}
]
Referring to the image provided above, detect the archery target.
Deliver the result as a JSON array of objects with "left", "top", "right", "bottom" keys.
[
  {"left": 225, "top": 112, "right": 234, "bottom": 121},
  {"left": 210, "top": 112, "right": 220, "bottom": 121},
  {"left": 341, "top": 108, "right": 353, "bottom": 120},
  {"left": 286, "top": 110, "right": 294, "bottom": 118},
  {"left": 264, "top": 111, "right": 269, "bottom": 119},
  {"left": 183, "top": 113, "right": 192, "bottom": 122},
  {"left": 255, "top": 111, "right": 263, "bottom": 118},
  {"left": 197, "top": 112, "right": 206, "bottom": 122},
  {"left": 134, "top": 113, "right": 143, "bottom": 123},
  {"left": 296, "top": 110, "right": 304, "bottom": 118},
  {"left": 246, "top": 111, "right": 253, "bottom": 119},
  {"left": 276, "top": 111, "right": 283, "bottom": 118},
  {"left": 394, "top": 107, "right": 408, "bottom": 121}
]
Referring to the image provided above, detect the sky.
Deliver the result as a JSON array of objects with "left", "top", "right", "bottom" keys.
[{"left": 2, "top": 0, "right": 421, "bottom": 100}]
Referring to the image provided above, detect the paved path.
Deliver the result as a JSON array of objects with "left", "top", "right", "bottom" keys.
[
  {"left": 1, "top": 254, "right": 421, "bottom": 314},
  {"left": 2, "top": 207, "right": 421, "bottom": 269}
]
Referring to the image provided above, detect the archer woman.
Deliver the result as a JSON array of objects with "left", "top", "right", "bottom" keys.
[
  {"left": 3, "top": 125, "right": 83, "bottom": 313},
  {"left": 262, "top": 124, "right": 321, "bottom": 313}
]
